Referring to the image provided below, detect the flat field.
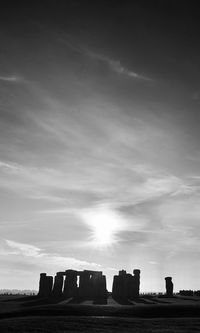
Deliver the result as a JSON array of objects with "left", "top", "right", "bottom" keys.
[
  {"left": 0, "top": 316, "right": 200, "bottom": 332},
  {"left": 1, "top": 295, "right": 200, "bottom": 332}
]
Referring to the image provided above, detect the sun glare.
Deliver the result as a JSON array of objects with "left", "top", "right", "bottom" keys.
[{"left": 80, "top": 205, "right": 123, "bottom": 248}]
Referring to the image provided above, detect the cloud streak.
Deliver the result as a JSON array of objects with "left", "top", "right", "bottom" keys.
[
  {"left": 86, "top": 51, "right": 153, "bottom": 81},
  {"left": 58, "top": 34, "right": 152, "bottom": 81},
  {"left": 4, "top": 239, "right": 101, "bottom": 270},
  {"left": 34, "top": 22, "right": 149, "bottom": 81},
  {"left": 0, "top": 75, "right": 21, "bottom": 83},
  {"left": 6, "top": 240, "right": 43, "bottom": 257}
]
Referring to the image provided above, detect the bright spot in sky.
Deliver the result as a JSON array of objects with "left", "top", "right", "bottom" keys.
[{"left": 80, "top": 205, "right": 124, "bottom": 248}]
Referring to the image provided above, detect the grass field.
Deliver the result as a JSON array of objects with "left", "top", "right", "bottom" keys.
[
  {"left": 1, "top": 295, "right": 200, "bottom": 332},
  {"left": 0, "top": 316, "right": 200, "bottom": 332}
]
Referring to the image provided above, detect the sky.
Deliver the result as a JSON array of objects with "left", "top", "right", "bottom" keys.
[{"left": 1, "top": 0, "right": 200, "bottom": 292}]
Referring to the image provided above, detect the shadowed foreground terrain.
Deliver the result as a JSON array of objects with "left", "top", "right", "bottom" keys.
[
  {"left": 1, "top": 295, "right": 200, "bottom": 332},
  {"left": 1, "top": 316, "right": 200, "bottom": 333}
]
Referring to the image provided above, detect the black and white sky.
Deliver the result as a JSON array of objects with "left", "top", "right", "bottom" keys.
[{"left": 1, "top": 0, "right": 200, "bottom": 291}]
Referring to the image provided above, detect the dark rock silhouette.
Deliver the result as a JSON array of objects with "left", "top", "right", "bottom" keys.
[
  {"left": 133, "top": 269, "right": 140, "bottom": 299},
  {"left": 37, "top": 269, "right": 179, "bottom": 305},
  {"left": 93, "top": 273, "right": 107, "bottom": 302},
  {"left": 63, "top": 270, "right": 78, "bottom": 298},
  {"left": 79, "top": 270, "right": 92, "bottom": 298},
  {"left": 112, "top": 269, "right": 140, "bottom": 300},
  {"left": 38, "top": 273, "right": 53, "bottom": 297},
  {"left": 38, "top": 269, "right": 107, "bottom": 303},
  {"left": 165, "top": 277, "right": 173, "bottom": 297},
  {"left": 52, "top": 272, "right": 64, "bottom": 297}
]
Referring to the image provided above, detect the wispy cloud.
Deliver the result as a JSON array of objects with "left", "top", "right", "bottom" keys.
[
  {"left": 0, "top": 160, "right": 67, "bottom": 199},
  {"left": 58, "top": 34, "right": 152, "bottom": 81},
  {"left": 0, "top": 75, "right": 21, "bottom": 83},
  {"left": 0, "top": 161, "right": 24, "bottom": 174},
  {"left": 31, "top": 21, "right": 152, "bottom": 82},
  {"left": 6, "top": 240, "right": 43, "bottom": 257},
  {"left": 4, "top": 239, "right": 101, "bottom": 270},
  {"left": 86, "top": 51, "right": 153, "bottom": 81}
]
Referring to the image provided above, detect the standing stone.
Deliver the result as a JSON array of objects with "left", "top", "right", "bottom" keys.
[
  {"left": 124, "top": 274, "right": 133, "bottom": 299},
  {"left": 79, "top": 271, "right": 92, "bottom": 298},
  {"left": 112, "top": 269, "right": 140, "bottom": 300},
  {"left": 38, "top": 273, "right": 53, "bottom": 297},
  {"left": 90, "top": 272, "right": 101, "bottom": 299},
  {"left": 132, "top": 269, "right": 140, "bottom": 299},
  {"left": 63, "top": 270, "right": 78, "bottom": 298},
  {"left": 165, "top": 277, "right": 173, "bottom": 297},
  {"left": 128, "top": 275, "right": 136, "bottom": 300},
  {"left": 100, "top": 275, "right": 107, "bottom": 300},
  {"left": 52, "top": 272, "right": 64, "bottom": 297},
  {"left": 38, "top": 273, "right": 47, "bottom": 296},
  {"left": 93, "top": 273, "right": 107, "bottom": 301},
  {"left": 45, "top": 276, "right": 53, "bottom": 297},
  {"left": 112, "top": 274, "right": 124, "bottom": 299},
  {"left": 112, "top": 275, "right": 119, "bottom": 298}
]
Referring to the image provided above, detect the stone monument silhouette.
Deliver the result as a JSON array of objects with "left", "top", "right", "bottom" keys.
[
  {"left": 38, "top": 269, "right": 107, "bottom": 302},
  {"left": 38, "top": 273, "right": 53, "bottom": 297},
  {"left": 165, "top": 276, "right": 173, "bottom": 297},
  {"left": 112, "top": 269, "right": 140, "bottom": 300}
]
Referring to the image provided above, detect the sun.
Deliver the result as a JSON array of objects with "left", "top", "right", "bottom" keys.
[
  {"left": 80, "top": 205, "right": 123, "bottom": 248},
  {"left": 91, "top": 214, "right": 115, "bottom": 246}
]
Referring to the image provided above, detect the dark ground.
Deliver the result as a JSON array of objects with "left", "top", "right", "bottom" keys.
[
  {"left": 1, "top": 316, "right": 200, "bottom": 332},
  {"left": 1, "top": 295, "right": 200, "bottom": 332}
]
